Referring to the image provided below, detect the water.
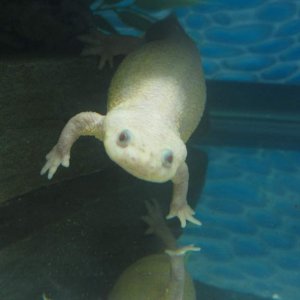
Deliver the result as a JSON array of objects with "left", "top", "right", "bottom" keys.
[
  {"left": 1, "top": 0, "right": 300, "bottom": 299},
  {"left": 181, "top": 146, "right": 300, "bottom": 300}
]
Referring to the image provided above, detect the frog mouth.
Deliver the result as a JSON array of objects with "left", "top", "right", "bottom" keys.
[{"left": 119, "top": 160, "right": 173, "bottom": 183}]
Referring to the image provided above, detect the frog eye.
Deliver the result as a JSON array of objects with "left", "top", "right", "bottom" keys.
[
  {"left": 162, "top": 149, "right": 174, "bottom": 168},
  {"left": 117, "top": 129, "right": 131, "bottom": 147}
]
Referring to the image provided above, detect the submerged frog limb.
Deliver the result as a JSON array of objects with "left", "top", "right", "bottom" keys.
[
  {"left": 142, "top": 198, "right": 177, "bottom": 249},
  {"left": 109, "top": 199, "right": 200, "bottom": 300},
  {"left": 143, "top": 199, "right": 200, "bottom": 300},
  {"left": 142, "top": 199, "right": 201, "bottom": 251},
  {"left": 164, "top": 246, "right": 200, "bottom": 300},
  {"left": 167, "top": 163, "right": 202, "bottom": 227},
  {"left": 78, "top": 31, "right": 143, "bottom": 69}
]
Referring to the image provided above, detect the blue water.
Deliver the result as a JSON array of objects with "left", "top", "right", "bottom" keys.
[
  {"left": 76, "top": 1, "right": 300, "bottom": 298},
  {"left": 174, "top": 1, "right": 300, "bottom": 298},
  {"left": 178, "top": 0, "right": 300, "bottom": 84},
  {"left": 179, "top": 146, "right": 300, "bottom": 300},
  {"left": 93, "top": 0, "right": 300, "bottom": 298},
  {"left": 98, "top": 0, "right": 300, "bottom": 85}
]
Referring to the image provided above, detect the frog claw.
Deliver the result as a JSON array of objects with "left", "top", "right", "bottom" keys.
[
  {"left": 40, "top": 145, "right": 70, "bottom": 179},
  {"left": 166, "top": 204, "right": 202, "bottom": 228}
]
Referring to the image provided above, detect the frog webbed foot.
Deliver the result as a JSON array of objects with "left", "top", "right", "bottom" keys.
[
  {"left": 141, "top": 198, "right": 165, "bottom": 235},
  {"left": 77, "top": 31, "right": 143, "bottom": 69},
  {"left": 40, "top": 144, "right": 70, "bottom": 179},
  {"left": 166, "top": 203, "right": 202, "bottom": 228}
]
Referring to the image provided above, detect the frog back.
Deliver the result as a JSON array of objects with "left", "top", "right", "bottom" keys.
[{"left": 107, "top": 34, "right": 206, "bottom": 142}]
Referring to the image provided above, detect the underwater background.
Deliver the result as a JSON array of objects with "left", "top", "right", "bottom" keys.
[
  {"left": 0, "top": 0, "right": 299, "bottom": 299},
  {"left": 175, "top": 1, "right": 300, "bottom": 299},
  {"left": 92, "top": 0, "right": 300, "bottom": 84},
  {"left": 98, "top": 1, "right": 300, "bottom": 298}
]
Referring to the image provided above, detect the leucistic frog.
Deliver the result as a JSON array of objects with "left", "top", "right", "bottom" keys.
[{"left": 41, "top": 16, "right": 206, "bottom": 228}]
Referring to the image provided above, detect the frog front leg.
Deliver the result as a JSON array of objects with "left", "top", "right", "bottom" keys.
[
  {"left": 167, "top": 162, "right": 202, "bottom": 228},
  {"left": 41, "top": 112, "right": 105, "bottom": 179}
]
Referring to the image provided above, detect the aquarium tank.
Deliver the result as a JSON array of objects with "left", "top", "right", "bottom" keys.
[{"left": 0, "top": 0, "right": 299, "bottom": 299}]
